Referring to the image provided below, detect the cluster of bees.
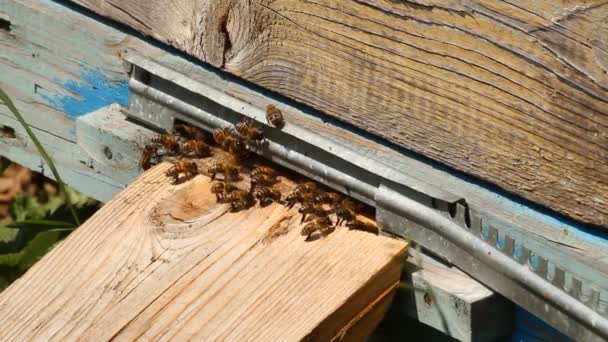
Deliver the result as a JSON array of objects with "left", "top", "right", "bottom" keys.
[{"left": 139, "top": 104, "right": 377, "bottom": 240}]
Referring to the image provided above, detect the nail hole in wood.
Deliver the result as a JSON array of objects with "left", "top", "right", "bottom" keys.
[
  {"left": 103, "top": 146, "right": 113, "bottom": 160},
  {"left": 423, "top": 293, "right": 432, "bottom": 305}
]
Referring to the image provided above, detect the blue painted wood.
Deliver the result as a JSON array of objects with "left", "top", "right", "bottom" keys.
[
  {"left": 40, "top": 64, "right": 130, "bottom": 119},
  {"left": 511, "top": 306, "right": 571, "bottom": 342}
]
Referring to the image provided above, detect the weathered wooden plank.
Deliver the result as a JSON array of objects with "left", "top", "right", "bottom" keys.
[
  {"left": 0, "top": 164, "right": 407, "bottom": 341},
  {"left": 68, "top": 0, "right": 608, "bottom": 227},
  {"left": 400, "top": 252, "right": 512, "bottom": 341}
]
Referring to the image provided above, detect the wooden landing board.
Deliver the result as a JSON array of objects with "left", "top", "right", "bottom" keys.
[
  {"left": 0, "top": 164, "right": 407, "bottom": 341},
  {"left": 68, "top": 0, "right": 608, "bottom": 228}
]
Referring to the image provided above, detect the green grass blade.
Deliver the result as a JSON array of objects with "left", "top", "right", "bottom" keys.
[
  {"left": 0, "top": 88, "right": 80, "bottom": 225},
  {"left": 3, "top": 220, "right": 77, "bottom": 230}
]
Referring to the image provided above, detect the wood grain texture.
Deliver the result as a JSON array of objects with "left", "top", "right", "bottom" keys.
[
  {"left": 0, "top": 164, "right": 406, "bottom": 341},
  {"left": 69, "top": 0, "right": 608, "bottom": 227}
]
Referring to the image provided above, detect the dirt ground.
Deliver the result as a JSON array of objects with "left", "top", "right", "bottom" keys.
[{"left": 0, "top": 160, "right": 57, "bottom": 222}]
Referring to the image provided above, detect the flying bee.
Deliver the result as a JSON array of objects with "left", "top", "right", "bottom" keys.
[
  {"left": 266, "top": 104, "right": 284, "bottom": 128},
  {"left": 151, "top": 134, "right": 180, "bottom": 154},
  {"left": 298, "top": 203, "right": 327, "bottom": 223},
  {"left": 314, "top": 192, "right": 342, "bottom": 205},
  {"left": 301, "top": 216, "right": 333, "bottom": 240},
  {"left": 210, "top": 182, "right": 238, "bottom": 202},
  {"left": 139, "top": 144, "right": 157, "bottom": 171},
  {"left": 250, "top": 166, "right": 276, "bottom": 178},
  {"left": 165, "top": 160, "right": 198, "bottom": 182},
  {"left": 220, "top": 190, "right": 254, "bottom": 211},
  {"left": 285, "top": 189, "right": 316, "bottom": 208},
  {"left": 346, "top": 220, "right": 380, "bottom": 235},
  {"left": 235, "top": 118, "right": 263, "bottom": 141},
  {"left": 174, "top": 123, "right": 208, "bottom": 141},
  {"left": 253, "top": 186, "right": 281, "bottom": 206},
  {"left": 181, "top": 140, "right": 211, "bottom": 157},
  {"left": 208, "top": 162, "right": 240, "bottom": 182}
]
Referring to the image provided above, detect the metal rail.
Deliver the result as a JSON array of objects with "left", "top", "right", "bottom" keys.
[{"left": 122, "top": 52, "right": 608, "bottom": 341}]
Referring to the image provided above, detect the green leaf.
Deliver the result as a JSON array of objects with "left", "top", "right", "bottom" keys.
[
  {"left": 3, "top": 220, "right": 76, "bottom": 230},
  {"left": 17, "top": 230, "right": 64, "bottom": 270},
  {"left": 10, "top": 192, "right": 46, "bottom": 221},
  {"left": 0, "top": 230, "right": 64, "bottom": 269}
]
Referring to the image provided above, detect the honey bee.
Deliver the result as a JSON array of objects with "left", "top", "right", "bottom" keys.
[
  {"left": 235, "top": 118, "right": 263, "bottom": 141},
  {"left": 301, "top": 216, "right": 333, "bottom": 240},
  {"left": 266, "top": 104, "right": 284, "bottom": 128},
  {"left": 151, "top": 134, "right": 180, "bottom": 154},
  {"left": 208, "top": 162, "right": 240, "bottom": 182},
  {"left": 285, "top": 189, "right": 316, "bottom": 208},
  {"left": 212, "top": 128, "right": 230, "bottom": 145},
  {"left": 165, "top": 160, "right": 198, "bottom": 182},
  {"left": 211, "top": 182, "right": 238, "bottom": 202},
  {"left": 285, "top": 181, "right": 318, "bottom": 208},
  {"left": 298, "top": 203, "right": 327, "bottom": 223},
  {"left": 174, "top": 123, "right": 208, "bottom": 141},
  {"left": 139, "top": 144, "right": 157, "bottom": 171},
  {"left": 253, "top": 186, "right": 282, "bottom": 206},
  {"left": 334, "top": 198, "right": 358, "bottom": 226},
  {"left": 294, "top": 181, "right": 317, "bottom": 193},
  {"left": 212, "top": 128, "right": 247, "bottom": 155},
  {"left": 220, "top": 190, "right": 254, "bottom": 211},
  {"left": 250, "top": 173, "right": 277, "bottom": 190},
  {"left": 250, "top": 166, "right": 276, "bottom": 178},
  {"left": 223, "top": 137, "right": 247, "bottom": 155},
  {"left": 346, "top": 220, "right": 379, "bottom": 235},
  {"left": 181, "top": 140, "right": 211, "bottom": 157},
  {"left": 314, "top": 192, "right": 342, "bottom": 205}
]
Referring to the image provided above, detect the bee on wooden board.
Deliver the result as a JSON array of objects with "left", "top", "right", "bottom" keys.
[
  {"left": 220, "top": 189, "right": 255, "bottom": 211},
  {"left": 250, "top": 173, "right": 278, "bottom": 190},
  {"left": 235, "top": 118, "right": 263, "bottom": 142},
  {"left": 151, "top": 134, "right": 180, "bottom": 154},
  {"left": 253, "top": 186, "right": 281, "bottom": 206},
  {"left": 298, "top": 202, "right": 327, "bottom": 223},
  {"left": 285, "top": 189, "right": 316, "bottom": 208},
  {"left": 139, "top": 144, "right": 158, "bottom": 171},
  {"left": 334, "top": 198, "right": 358, "bottom": 226},
  {"left": 285, "top": 181, "right": 318, "bottom": 208},
  {"left": 174, "top": 123, "right": 208, "bottom": 141},
  {"left": 250, "top": 166, "right": 276, "bottom": 178},
  {"left": 208, "top": 162, "right": 240, "bottom": 182},
  {"left": 266, "top": 104, "right": 285, "bottom": 128},
  {"left": 294, "top": 181, "right": 317, "bottom": 194},
  {"left": 213, "top": 128, "right": 247, "bottom": 155},
  {"left": 346, "top": 219, "right": 379, "bottom": 235},
  {"left": 211, "top": 182, "right": 238, "bottom": 202},
  {"left": 301, "top": 216, "right": 333, "bottom": 240},
  {"left": 314, "top": 192, "right": 342, "bottom": 206},
  {"left": 181, "top": 139, "right": 211, "bottom": 157},
  {"left": 165, "top": 160, "right": 198, "bottom": 182}
]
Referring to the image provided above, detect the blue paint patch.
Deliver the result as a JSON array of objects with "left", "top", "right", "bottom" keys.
[
  {"left": 497, "top": 236, "right": 506, "bottom": 250},
  {"left": 40, "top": 64, "right": 130, "bottom": 119}
]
